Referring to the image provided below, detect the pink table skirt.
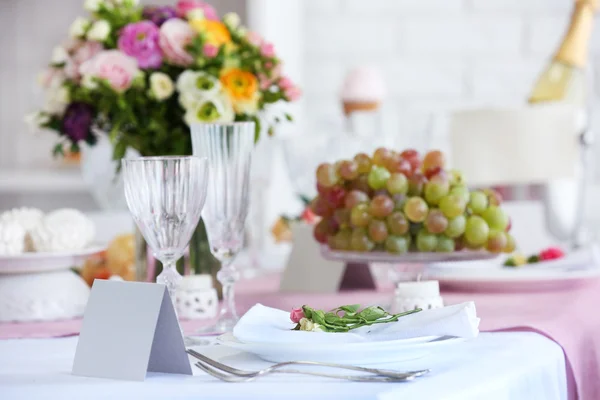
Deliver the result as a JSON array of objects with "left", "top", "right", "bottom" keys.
[{"left": 2, "top": 272, "right": 598, "bottom": 400}]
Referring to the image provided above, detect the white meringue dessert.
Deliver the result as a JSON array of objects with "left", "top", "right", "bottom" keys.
[
  {"left": 0, "top": 207, "right": 44, "bottom": 252},
  {"left": 30, "top": 208, "right": 96, "bottom": 252},
  {"left": 0, "top": 220, "right": 27, "bottom": 255}
]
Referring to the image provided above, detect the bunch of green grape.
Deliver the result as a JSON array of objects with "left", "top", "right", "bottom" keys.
[{"left": 311, "top": 148, "right": 516, "bottom": 254}]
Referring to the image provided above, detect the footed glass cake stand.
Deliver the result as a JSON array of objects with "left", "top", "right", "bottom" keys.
[{"left": 320, "top": 247, "right": 498, "bottom": 311}]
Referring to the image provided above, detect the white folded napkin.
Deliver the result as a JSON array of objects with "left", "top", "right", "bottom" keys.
[{"left": 232, "top": 302, "right": 479, "bottom": 345}]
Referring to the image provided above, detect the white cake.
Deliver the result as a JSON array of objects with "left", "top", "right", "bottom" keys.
[{"left": 30, "top": 208, "right": 95, "bottom": 252}]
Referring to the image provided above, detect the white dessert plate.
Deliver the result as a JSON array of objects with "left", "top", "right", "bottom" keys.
[
  {"left": 425, "top": 246, "right": 600, "bottom": 292},
  {"left": 0, "top": 245, "right": 106, "bottom": 274},
  {"left": 216, "top": 332, "right": 463, "bottom": 364},
  {"left": 321, "top": 246, "right": 499, "bottom": 264}
]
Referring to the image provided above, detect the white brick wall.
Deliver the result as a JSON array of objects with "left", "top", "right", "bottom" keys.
[{"left": 302, "top": 0, "right": 600, "bottom": 137}]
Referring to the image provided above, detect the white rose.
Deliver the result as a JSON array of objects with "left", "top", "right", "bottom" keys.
[
  {"left": 150, "top": 72, "right": 174, "bottom": 101},
  {"left": 187, "top": 9, "right": 205, "bottom": 20},
  {"left": 69, "top": 17, "right": 90, "bottom": 38},
  {"left": 43, "top": 86, "right": 70, "bottom": 115},
  {"left": 223, "top": 12, "right": 240, "bottom": 28},
  {"left": 86, "top": 20, "right": 111, "bottom": 42},
  {"left": 51, "top": 46, "right": 69, "bottom": 64},
  {"left": 183, "top": 93, "right": 234, "bottom": 126},
  {"left": 84, "top": 0, "right": 103, "bottom": 12}
]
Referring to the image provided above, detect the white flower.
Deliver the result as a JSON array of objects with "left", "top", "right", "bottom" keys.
[
  {"left": 298, "top": 317, "right": 325, "bottom": 332},
  {"left": 86, "top": 20, "right": 111, "bottom": 42},
  {"left": 43, "top": 86, "right": 70, "bottom": 115},
  {"left": 84, "top": 0, "right": 103, "bottom": 12},
  {"left": 149, "top": 72, "right": 174, "bottom": 100},
  {"left": 51, "top": 46, "right": 69, "bottom": 64},
  {"left": 82, "top": 74, "right": 98, "bottom": 89},
  {"left": 69, "top": 17, "right": 90, "bottom": 38},
  {"left": 223, "top": 12, "right": 240, "bottom": 28},
  {"left": 176, "top": 71, "right": 221, "bottom": 108},
  {"left": 24, "top": 112, "right": 50, "bottom": 130},
  {"left": 183, "top": 93, "right": 234, "bottom": 126},
  {"left": 237, "top": 26, "right": 248, "bottom": 36},
  {"left": 187, "top": 9, "right": 205, "bottom": 20}
]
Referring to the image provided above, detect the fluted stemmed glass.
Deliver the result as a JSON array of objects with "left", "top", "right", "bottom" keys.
[
  {"left": 122, "top": 156, "right": 209, "bottom": 306},
  {"left": 191, "top": 122, "right": 254, "bottom": 334}
]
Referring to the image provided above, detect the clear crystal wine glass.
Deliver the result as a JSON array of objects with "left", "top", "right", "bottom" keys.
[
  {"left": 191, "top": 122, "right": 254, "bottom": 334},
  {"left": 122, "top": 156, "right": 209, "bottom": 306}
]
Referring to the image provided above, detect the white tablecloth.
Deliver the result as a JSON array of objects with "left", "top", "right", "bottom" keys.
[{"left": 0, "top": 332, "right": 567, "bottom": 400}]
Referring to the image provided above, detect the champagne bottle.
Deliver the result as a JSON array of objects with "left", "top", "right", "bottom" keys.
[
  {"left": 527, "top": 0, "right": 597, "bottom": 246},
  {"left": 528, "top": 0, "right": 597, "bottom": 105}
]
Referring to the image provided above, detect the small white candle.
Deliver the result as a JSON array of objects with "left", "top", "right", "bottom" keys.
[{"left": 396, "top": 280, "right": 440, "bottom": 298}]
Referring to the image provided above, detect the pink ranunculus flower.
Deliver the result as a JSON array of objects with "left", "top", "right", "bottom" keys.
[
  {"left": 62, "top": 41, "right": 103, "bottom": 81},
  {"left": 290, "top": 307, "right": 304, "bottom": 324},
  {"left": 246, "top": 31, "right": 262, "bottom": 47},
  {"left": 278, "top": 76, "right": 294, "bottom": 91},
  {"left": 258, "top": 73, "right": 271, "bottom": 90},
  {"left": 80, "top": 50, "right": 139, "bottom": 92},
  {"left": 175, "top": 0, "right": 218, "bottom": 20},
  {"left": 260, "top": 42, "right": 275, "bottom": 58},
  {"left": 118, "top": 21, "right": 163, "bottom": 69},
  {"left": 159, "top": 18, "right": 195, "bottom": 67},
  {"left": 284, "top": 86, "right": 302, "bottom": 102},
  {"left": 203, "top": 43, "right": 218, "bottom": 58}
]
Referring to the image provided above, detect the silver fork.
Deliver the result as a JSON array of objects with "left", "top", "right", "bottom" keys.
[
  {"left": 187, "top": 349, "right": 429, "bottom": 380},
  {"left": 194, "top": 360, "right": 420, "bottom": 383}
]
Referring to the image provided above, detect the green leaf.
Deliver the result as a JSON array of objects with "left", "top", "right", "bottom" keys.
[
  {"left": 52, "top": 143, "right": 64, "bottom": 158},
  {"left": 356, "top": 306, "right": 388, "bottom": 322},
  {"left": 284, "top": 113, "right": 294, "bottom": 122},
  {"left": 338, "top": 304, "right": 360, "bottom": 316}
]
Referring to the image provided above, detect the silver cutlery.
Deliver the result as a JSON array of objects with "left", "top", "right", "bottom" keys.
[
  {"left": 186, "top": 349, "right": 429, "bottom": 381},
  {"left": 193, "top": 360, "right": 421, "bottom": 383}
]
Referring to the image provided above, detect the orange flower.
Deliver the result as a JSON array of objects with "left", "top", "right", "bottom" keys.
[
  {"left": 220, "top": 68, "right": 259, "bottom": 113},
  {"left": 189, "top": 19, "right": 231, "bottom": 47}
]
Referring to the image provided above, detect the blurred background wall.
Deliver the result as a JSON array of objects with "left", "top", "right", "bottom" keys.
[{"left": 1, "top": 0, "right": 599, "bottom": 216}]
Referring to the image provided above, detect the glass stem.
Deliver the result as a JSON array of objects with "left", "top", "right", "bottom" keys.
[
  {"left": 156, "top": 260, "right": 182, "bottom": 311},
  {"left": 216, "top": 259, "right": 239, "bottom": 321}
]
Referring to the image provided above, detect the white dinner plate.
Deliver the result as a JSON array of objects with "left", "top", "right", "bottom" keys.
[
  {"left": 425, "top": 246, "right": 600, "bottom": 292},
  {"left": 0, "top": 245, "right": 106, "bottom": 274},
  {"left": 217, "top": 332, "right": 464, "bottom": 364}
]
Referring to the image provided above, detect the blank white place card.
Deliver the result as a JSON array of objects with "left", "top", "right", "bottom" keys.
[{"left": 72, "top": 280, "right": 192, "bottom": 381}]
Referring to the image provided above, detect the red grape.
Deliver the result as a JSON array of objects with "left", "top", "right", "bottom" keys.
[
  {"left": 486, "top": 230, "right": 507, "bottom": 253},
  {"left": 348, "top": 174, "right": 372, "bottom": 194},
  {"left": 369, "top": 194, "right": 394, "bottom": 218},
  {"left": 389, "top": 158, "right": 413, "bottom": 177},
  {"left": 408, "top": 173, "right": 427, "bottom": 196},
  {"left": 344, "top": 190, "right": 369, "bottom": 209},
  {"left": 400, "top": 149, "right": 421, "bottom": 170},
  {"left": 483, "top": 188, "right": 503, "bottom": 206},
  {"left": 368, "top": 219, "right": 389, "bottom": 243},
  {"left": 324, "top": 185, "right": 346, "bottom": 208},
  {"left": 338, "top": 160, "right": 359, "bottom": 180},
  {"left": 333, "top": 208, "right": 351, "bottom": 227},
  {"left": 373, "top": 148, "right": 393, "bottom": 167},
  {"left": 313, "top": 218, "right": 337, "bottom": 243},
  {"left": 310, "top": 196, "right": 333, "bottom": 217},
  {"left": 422, "top": 150, "right": 445, "bottom": 171},
  {"left": 424, "top": 166, "right": 442, "bottom": 180},
  {"left": 316, "top": 163, "right": 339, "bottom": 187},
  {"left": 353, "top": 153, "right": 372, "bottom": 174},
  {"left": 425, "top": 209, "right": 448, "bottom": 234}
]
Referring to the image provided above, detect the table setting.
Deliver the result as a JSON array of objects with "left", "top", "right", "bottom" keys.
[{"left": 4, "top": 0, "right": 600, "bottom": 399}]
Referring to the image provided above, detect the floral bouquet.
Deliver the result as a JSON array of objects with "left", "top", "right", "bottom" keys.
[{"left": 31, "top": 0, "right": 301, "bottom": 159}]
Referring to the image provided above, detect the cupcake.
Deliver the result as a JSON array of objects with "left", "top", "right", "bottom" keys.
[
  {"left": 340, "top": 66, "right": 386, "bottom": 116},
  {"left": 30, "top": 208, "right": 95, "bottom": 252}
]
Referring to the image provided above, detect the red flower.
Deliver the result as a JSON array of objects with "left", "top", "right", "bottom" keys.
[{"left": 539, "top": 247, "right": 565, "bottom": 261}]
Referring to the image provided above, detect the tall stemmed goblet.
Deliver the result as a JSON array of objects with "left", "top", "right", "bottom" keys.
[
  {"left": 191, "top": 122, "right": 254, "bottom": 334},
  {"left": 122, "top": 156, "right": 209, "bottom": 306}
]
